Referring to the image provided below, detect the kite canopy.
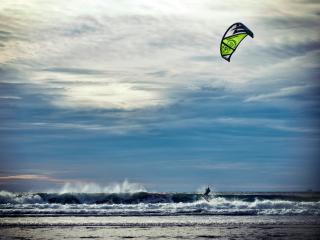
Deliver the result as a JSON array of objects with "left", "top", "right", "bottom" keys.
[{"left": 220, "top": 22, "right": 254, "bottom": 62}]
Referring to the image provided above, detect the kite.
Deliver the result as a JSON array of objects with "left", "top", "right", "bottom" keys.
[{"left": 220, "top": 22, "right": 254, "bottom": 62}]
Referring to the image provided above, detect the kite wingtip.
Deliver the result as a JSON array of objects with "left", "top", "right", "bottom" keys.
[{"left": 221, "top": 56, "right": 231, "bottom": 62}]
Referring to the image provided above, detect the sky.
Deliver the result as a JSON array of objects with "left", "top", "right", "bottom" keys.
[{"left": 0, "top": 0, "right": 319, "bottom": 192}]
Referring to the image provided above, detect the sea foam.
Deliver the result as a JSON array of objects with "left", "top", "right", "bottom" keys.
[{"left": 0, "top": 191, "right": 319, "bottom": 216}]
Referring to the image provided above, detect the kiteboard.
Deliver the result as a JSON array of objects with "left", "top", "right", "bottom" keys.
[{"left": 202, "top": 194, "right": 210, "bottom": 202}]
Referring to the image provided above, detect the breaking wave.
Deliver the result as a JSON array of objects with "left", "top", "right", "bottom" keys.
[
  {"left": 0, "top": 191, "right": 319, "bottom": 216},
  {"left": 47, "top": 180, "right": 147, "bottom": 194}
]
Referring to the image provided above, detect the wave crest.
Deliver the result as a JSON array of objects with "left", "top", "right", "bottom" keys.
[
  {"left": 1, "top": 191, "right": 320, "bottom": 216},
  {"left": 48, "top": 180, "right": 147, "bottom": 194}
]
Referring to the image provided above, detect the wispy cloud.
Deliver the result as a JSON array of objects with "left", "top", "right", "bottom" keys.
[
  {"left": 0, "top": 114, "right": 315, "bottom": 136},
  {"left": 213, "top": 117, "right": 315, "bottom": 133},
  {"left": 0, "top": 174, "right": 63, "bottom": 182},
  {"left": 0, "top": 96, "right": 21, "bottom": 100},
  {"left": 195, "top": 162, "right": 255, "bottom": 170},
  {"left": 245, "top": 86, "right": 308, "bottom": 102}
]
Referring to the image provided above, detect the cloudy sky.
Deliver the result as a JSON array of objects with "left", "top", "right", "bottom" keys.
[{"left": 0, "top": 0, "right": 319, "bottom": 192}]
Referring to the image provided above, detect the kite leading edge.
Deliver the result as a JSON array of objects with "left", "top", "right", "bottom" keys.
[{"left": 220, "top": 22, "right": 254, "bottom": 62}]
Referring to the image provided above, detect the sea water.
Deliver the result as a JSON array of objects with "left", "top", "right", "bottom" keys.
[{"left": 0, "top": 191, "right": 320, "bottom": 239}]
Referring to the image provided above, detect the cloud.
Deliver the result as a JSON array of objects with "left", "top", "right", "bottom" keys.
[
  {"left": 50, "top": 82, "right": 169, "bottom": 110},
  {"left": 42, "top": 67, "right": 106, "bottom": 75},
  {"left": 0, "top": 96, "right": 21, "bottom": 100},
  {"left": 0, "top": 174, "right": 63, "bottom": 182},
  {"left": 29, "top": 121, "right": 144, "bottom": 135},
  {"left": 195, "top": 162, "right": 254, "bottom": 170},
  {"left": 0, "top": 0, "right": 318, "bottom": 111},
  {"left": 244, "top": 85, "right": 308, "bottom": 102},
  {"left": 213, "top": 117, "right": 315, "bottom": 133}
]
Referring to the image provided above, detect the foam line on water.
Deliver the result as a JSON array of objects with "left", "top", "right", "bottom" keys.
[{"left": 1, "top": 191, "right": 319, "bottom": 216}]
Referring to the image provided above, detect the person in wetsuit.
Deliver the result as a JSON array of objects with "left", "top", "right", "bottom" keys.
[{"left": 204, "top": 186, "right": 211, "bottom": 196}]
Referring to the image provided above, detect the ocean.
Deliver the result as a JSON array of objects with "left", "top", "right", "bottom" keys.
[{"left": 0, "top": 191, "right": 320, "bottom": 239}]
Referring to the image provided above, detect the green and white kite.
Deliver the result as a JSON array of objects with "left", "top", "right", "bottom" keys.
[{"left": 220, "top": 22, "right": 254, "bottom": 62}]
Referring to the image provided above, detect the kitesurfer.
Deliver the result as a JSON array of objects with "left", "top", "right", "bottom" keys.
[{"left": 204, "top": 186, "right": 211, "bottom": 196}]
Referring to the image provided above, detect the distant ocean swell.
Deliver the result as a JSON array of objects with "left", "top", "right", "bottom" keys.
[{"left": 0, "top": 191, "right": 319, "bottom": 216}]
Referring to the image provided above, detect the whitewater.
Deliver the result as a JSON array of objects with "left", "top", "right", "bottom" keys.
[
  {"left": 1, "top": 183, "right": 320, "bottom": 239},
  {"left": 1, "top": 190, "right": 319, "bottom": 217}
]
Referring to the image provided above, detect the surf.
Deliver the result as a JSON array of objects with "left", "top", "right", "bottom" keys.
[{"left": 1, "top": 191, "right": 320, "bottom": 216}]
